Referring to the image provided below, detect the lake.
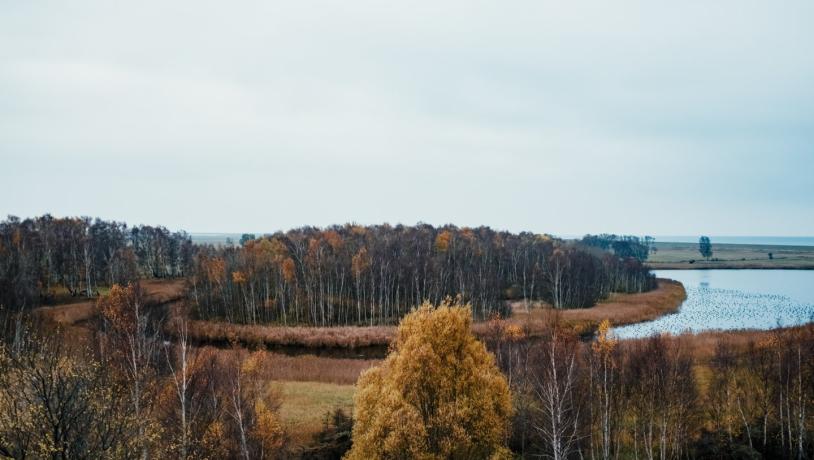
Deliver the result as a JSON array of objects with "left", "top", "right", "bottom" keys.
[{"left": 613, "top": 269, "right": 814, "bottom": 339}]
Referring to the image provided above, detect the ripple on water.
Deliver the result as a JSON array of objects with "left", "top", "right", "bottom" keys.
[{"left": 613, "top": 285, "right": 814, "bottom": 339}]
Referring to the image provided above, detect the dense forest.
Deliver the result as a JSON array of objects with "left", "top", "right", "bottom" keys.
[
  {"left": 0, "top": 285, "right": 285, "bottom": 459},
  {"left": 0, "top": 215, "right": 193, "bottom": 329},
  {"left": 485, "top": 318, "right": 814, "bottom": 459},
  {"left": 1, "top": 294, "right": 811, "bottom": 459},
  {"left": 189, "top": 225, "right": 655, "bottom": 326},
  {"left": 0, "top": 215, "right": 655, "bottom": 328}
]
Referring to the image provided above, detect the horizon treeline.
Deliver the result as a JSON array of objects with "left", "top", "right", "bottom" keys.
[
  {"left": 190, "top": 224, "right": 655, "bottom": 326},
  {"left": 0, "top": 215, "right": 193, "bottom": 317}
]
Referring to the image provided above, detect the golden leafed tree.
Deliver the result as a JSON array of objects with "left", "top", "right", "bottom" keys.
[{"left": 345, "top": 299, "right": 512, "bottom": 460}]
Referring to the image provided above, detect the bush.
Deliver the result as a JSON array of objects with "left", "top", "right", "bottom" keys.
[
  {"left": 345, "top": 300, "right": 513, "bottom": 459},
  {"left": 300, "top": 409, "right": 353, "bottom": 459}
]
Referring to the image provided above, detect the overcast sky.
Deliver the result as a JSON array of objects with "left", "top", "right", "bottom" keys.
[{"left": 1, "top": 0, "right": 812, "bottom": 236}]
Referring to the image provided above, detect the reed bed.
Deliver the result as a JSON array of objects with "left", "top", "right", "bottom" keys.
[
  {"left": 487, "top": 278, "right": 686, "bottom": 336},
  {"left": 183, "top": 321, "right": 396, "bottom": 348},
  {"left": 666, "top": 324, "right": 813, "bottom": 362},
  {"left": 260, "top": 352, "right": 379, "bottom": 384},
  {"left": 190, "top": 345, "right": 379, "bottom": 384},
  {"left": 560, "top": 278, "right": 686, "bottom": 328}
]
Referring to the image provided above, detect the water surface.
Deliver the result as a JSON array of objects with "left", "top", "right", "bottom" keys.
[{"left": 614, "top": 270, "right": 814, "bottom": 339}]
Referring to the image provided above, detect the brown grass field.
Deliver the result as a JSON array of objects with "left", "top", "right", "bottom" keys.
[
  {"left": 660, "top": 325, "right": 810, "bottom": 362},
  {"left": 647, "top": 241, "right": 814, "bottom": 269},
  {"left": 274, "top": 380, "right": 355, "bottom": 447},
  {"left": 181, "top": 320, "right": 395, "bottom": 349},
  {"left": 190, "top": 345, "right": 379, "bottom": 385},
  {"left": 244, "top": 348, "right": 378, "bottom": 385},
  {"left": 185, "top": 346, "right": 371, "bottom": 448}
]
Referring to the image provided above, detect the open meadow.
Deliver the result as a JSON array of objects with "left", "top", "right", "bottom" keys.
[{"left": 648, "top": 241, "right": 814, "bottom": 269}]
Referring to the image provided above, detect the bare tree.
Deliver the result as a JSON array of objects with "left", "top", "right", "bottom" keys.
[{"left": 531, "top": 314, "right": 583, "bottom": 459}]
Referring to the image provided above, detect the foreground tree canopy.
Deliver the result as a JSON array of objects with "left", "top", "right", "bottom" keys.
[
  {"left": 346, "top": 300, "right": 513, "bottom": 459},
  {"left": 0, "top": 284, "right": 286, "bottom": 459}
]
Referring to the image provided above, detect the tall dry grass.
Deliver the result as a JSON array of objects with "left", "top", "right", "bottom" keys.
[
  {"left": 182, "top": 321, "right": 396, "bottom": 348},
  {"left": 191, "top": 345, "right": 379, "bottom": 385},
  {"left": 559, "top": 278, "right": 686, "bottom": 329},
  {"left": 487, "top": 278, "right": 686, "bottom": 336},
  {"left": 657, "top": 324, "right": 814, "bottom": 362}
]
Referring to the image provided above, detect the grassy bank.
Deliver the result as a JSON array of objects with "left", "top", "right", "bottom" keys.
[
  {"left": 502, "top": 278, "right": 686, "bottom": 336},
  {"left": 647, "top": 241, "right": 814, "bottom": 269},
  {"left": 274, "top": 381, "right": 355, "bottom": 447}
]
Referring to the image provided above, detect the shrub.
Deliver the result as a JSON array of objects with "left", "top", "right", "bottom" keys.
[{"left": 345, "top": 299, "right": 512, "bottom": 459}]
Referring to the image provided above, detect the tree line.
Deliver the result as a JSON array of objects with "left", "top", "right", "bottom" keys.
[
  {"left": 0, "top": 215, "right": 193, "bottom": 323},
  {"left": 580, "top": 234, "right": 654, "bottom": 261},
  {"left": 486, "top": 318, "right": 814, "bottom": 459},
  {"left": 0, "top": 284, "right": 284, "bottom": 459},
  {"left": 189, "top": 225, "right": 656, "bottom": 326},
  {"left": 1, "top": 289, "right": 812, "bottom": 458}
]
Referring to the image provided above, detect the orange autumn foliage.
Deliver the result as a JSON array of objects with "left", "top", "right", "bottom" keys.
[
  {"left": 281, "top": 258, "right": 296, "bottom": 284},
  {"left": 232, "top": 271, "right": 247, "bottom": 284},
  {"left": 434, "top": 230, "right": 452, "bottom": 252}
]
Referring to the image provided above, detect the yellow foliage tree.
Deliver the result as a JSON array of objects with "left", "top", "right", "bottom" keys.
[
  {"left": 345, "top": 299, "right": 513, "bottom": 459},
  {"left": 252, "top": 399, "right": 285, "bottom": 454},
  {"left": 434, "top": 230, "right": 452, "bottom": 252}
]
